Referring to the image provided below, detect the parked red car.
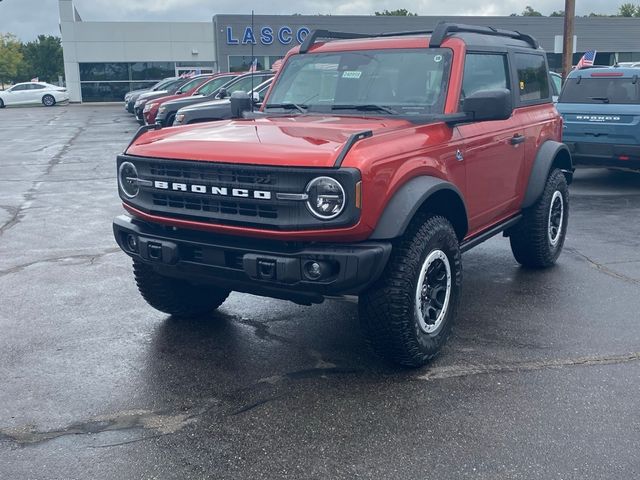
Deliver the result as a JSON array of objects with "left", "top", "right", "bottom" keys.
[{"left": 142, "top": 73, "right": 238, "bottom": 125}]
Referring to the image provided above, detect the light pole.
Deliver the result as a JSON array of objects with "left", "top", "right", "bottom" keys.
[{"left": 562, "top": 0, "right": 576, "bottom": 79}]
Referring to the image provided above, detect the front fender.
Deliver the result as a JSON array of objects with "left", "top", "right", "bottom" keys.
[{"left": 370, "top": 176, "right": 468, "bottom": 240}]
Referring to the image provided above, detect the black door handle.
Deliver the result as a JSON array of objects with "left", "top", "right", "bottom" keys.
[{"left": 510, "top": 134, "right": 525, "bottom": 145}]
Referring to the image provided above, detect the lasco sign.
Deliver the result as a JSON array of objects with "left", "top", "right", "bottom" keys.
[{"left": 226, "top": 26, "right": 311, "bottom": 46}]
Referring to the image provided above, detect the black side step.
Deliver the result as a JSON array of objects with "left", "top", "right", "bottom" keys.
[{"left": 460, "top": 215, "right": 522, "bottom": 253}]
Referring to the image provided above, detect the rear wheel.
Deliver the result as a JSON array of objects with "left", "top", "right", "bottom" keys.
[
  {"left": 510, "top": 168, "right": 569, "bottom": 268},
  {"left": 42, "top": 95, "right": 56, "bottom": 107},
  {"left": 359, "top": 214, "right": 462, "bottom": 367},
  {"left": 133, "top": 259, "right": 230, "bottom": 318}
]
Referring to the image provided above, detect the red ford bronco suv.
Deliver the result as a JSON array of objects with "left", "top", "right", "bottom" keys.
[{"left": 113, "top": 23, "right": 573, "bottom": 367}]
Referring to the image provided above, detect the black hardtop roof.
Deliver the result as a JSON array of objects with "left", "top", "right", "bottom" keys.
[{"left": 300, "top": 22, "right": 540, "bottom": 54}]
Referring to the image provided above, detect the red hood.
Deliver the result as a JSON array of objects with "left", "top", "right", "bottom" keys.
[{"left": 126, "top": 115, "right": 413, "bottom": 167}]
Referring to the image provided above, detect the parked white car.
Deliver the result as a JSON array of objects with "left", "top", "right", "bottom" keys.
[{"left": 0, "top": 82, "right": 69, "bottom": 108}]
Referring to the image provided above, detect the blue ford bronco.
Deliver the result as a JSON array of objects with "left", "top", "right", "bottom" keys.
[{"left": 557, "top": 67, "right": 640, "bottom": 170}]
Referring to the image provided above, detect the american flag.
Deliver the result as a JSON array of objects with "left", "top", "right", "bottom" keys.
[
  {"left": 576, "top": 50, "right": 597, "bottom": 69},
  {"left": 248, "top": 58, "right": 258, "bottom": 72}
]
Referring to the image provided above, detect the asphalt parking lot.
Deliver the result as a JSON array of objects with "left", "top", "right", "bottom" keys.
[{"left": 1, "top": 105, "right": 640, "bottom": 479}]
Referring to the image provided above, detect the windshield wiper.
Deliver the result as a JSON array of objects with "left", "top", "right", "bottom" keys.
[
  {"left": 265, "top": 102, "right": 307, "bottom": 113},
  {"left": 590, "top": 96, "right": 610, "bottom": 103},
  {"left": 331, "top": 104, "right": 399, "bottom": 115}
]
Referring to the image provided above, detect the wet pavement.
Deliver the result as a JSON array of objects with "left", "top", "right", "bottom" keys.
[{"left": 1, "top": 105, "right": 639, "bottom": 479}]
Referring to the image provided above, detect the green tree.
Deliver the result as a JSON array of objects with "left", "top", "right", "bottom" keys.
[
  {"left": 18, "top": 35, "right": 63, "bottom": 83},
  {"left": 522, "top": 5, "right": 543, "bottom": 16},
  {"left": 550, "top": 10, "right": 564, "bottom": 16},
  {"left": 0, "top": 33, "right": 23, "bottom": 88},
  {"left": 374, "top": 9, "right": 417, "bottom": 16},
  {"left": 618, "top": 3, "right": 639, "bottom": 16}
]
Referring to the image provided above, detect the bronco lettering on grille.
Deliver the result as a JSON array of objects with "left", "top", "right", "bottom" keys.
[{"left": 154, "top": 181, "right": 272, "bottom": 200}]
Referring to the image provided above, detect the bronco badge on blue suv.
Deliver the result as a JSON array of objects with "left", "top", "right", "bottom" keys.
[{"left": 557, "top": 66, "right": 640, "bottom": 170}]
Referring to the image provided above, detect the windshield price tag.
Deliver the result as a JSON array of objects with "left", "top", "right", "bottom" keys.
[{"left": 342, "top": 71, "right": 362, "bottom": 79}]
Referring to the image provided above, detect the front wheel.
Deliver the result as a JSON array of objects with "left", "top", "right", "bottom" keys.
[
  {"left": 42, "top": 95, "right": 56, "bottom": 107},
  {"left": 133, "top": 260, "right": 230, "bottom": 318},
  {"left": 359, "top": 214, "right": 462, "bottom": 368},
  {"left": 510, "top": 168, "right": 569, "bottom": 268},
  {"left": 0, "top": 98, "right": 5, "bottom": 108}
]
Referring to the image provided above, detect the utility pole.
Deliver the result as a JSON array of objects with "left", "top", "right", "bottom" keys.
[{"left": 562, "top": 0, "right": 576, "bottom": 79}]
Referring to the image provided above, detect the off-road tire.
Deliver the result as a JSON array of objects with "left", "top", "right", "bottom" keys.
[
  {"left": 133, "top": 259, "right": 230, "bottom": 318},
  {"left": 510, "top": 168, "right": 569, "bottom": 268},
  {"left": 359, "top": 214, "right": 462, "bottom": 368},
  {"left": 42, "top": 95, "right": 56, "bottom": 107}
]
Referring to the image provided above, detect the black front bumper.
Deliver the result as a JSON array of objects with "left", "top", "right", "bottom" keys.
[
  {"left": 113, "top": 215, "right": 392, "bottom": 305},
  {"left": 565, "top": 141, "right": 640, "bottom": 169}
]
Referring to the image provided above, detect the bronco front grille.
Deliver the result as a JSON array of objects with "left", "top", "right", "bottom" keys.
[
  {"left": 149, "top": 163, "right": 277, "bottom": 187},
  {"left": 152, "top": 193, "right": 278, "bottom": 219},
  {"left": 118, "top": 155, "right": 361, "bottom": 231}
]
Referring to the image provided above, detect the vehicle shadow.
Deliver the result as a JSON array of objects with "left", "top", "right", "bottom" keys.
[{"left": 142, "top": 298, "right": 407, "bottom": 401}]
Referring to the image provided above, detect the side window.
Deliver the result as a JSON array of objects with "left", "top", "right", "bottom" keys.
[
  {"left": 29, "top": 84, "right": 45, "bottom": 90},
  {"left": 551, "top": 74, "right": 562, "bottom": 96},
  {"left": 12, "top": 84, "right": 27, "bottom": 91},
  {"left": 515, "top": 53, "right": 550, "bottom": 102},
  {"left": 460, "top": 53, "right": 510, "bottom": 109}
]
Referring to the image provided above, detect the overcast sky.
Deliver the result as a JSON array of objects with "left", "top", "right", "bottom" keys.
[{"left": 0, "top": 0, "right": 624, "bottom": 41}]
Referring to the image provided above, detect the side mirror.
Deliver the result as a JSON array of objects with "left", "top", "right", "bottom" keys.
[
  {"left": 230, "top": 91, "right": 252, "bottom": 118},
  {"left": 462, "top": 89, "right": 513, "bottom": 122},
  {"left": 217, "top": 87, "right": 228, "bottom": 99}
]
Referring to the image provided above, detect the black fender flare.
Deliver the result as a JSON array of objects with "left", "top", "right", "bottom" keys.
[
  {"left": 370, "top": 176, "right": 468, "bottom": 240},
  {"left": 522, "top": 141, "right": 573, "bottom": 209}
]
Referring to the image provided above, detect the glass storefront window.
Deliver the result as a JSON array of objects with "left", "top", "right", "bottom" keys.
[
  {"left": 130, "top": 62, "right": 175, "bottom": 81},
  {"left": 80, "top": 82, "right": 149, "bottom": 102},
  {"left": 79, "top": 63, "right": 129, "bottom": 81},
  {"left": 229, "top": 56, "right": 264, "bottom": 72},
  {"left": 228, "top": 56, "right": 284, "bottom": 72}
]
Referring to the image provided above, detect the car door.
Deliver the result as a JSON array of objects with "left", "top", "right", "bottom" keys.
[
  {"left": 456, "top": 52, "right": 525, "bottom": 233},
  {"left": 5, "top": 84, "right": 29, "bottom": 105},
  {"left": 27, "top": 84, "right": 47, "bottom": 104}
]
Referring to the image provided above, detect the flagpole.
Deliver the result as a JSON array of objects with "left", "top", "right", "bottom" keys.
[
  {"left": 251, "top": 9, "right": 255, "bottom": 112},
  {"left": 562, "top": 0, "right": 576, "bottom": 80}
]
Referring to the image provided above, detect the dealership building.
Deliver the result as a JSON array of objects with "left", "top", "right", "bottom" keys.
[{"left": 59, "top": 0, "right": 640, "bottom": 102}]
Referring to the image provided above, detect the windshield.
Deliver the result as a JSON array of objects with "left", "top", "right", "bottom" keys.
[
  {"left": 559, "top": 77, "right": 640, "bottom": 105},
  {"left": 153, "top": 78, "right": 176, "bottom": 91},
  {"left": 196, "top": 76, "right": 236, "bottom": 96},
  {"left": 265, "top": 48, "right": 452, "bottom": 116},
  {"left": 178, "top": 76, "right": 208, "bottom": 93},
  {"left": 220, "top": 74, "right": 273, "bottom": 96}
]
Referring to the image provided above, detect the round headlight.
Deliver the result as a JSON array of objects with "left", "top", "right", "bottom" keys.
[
  {"left": 118, "top": 162, "right": 139, "bottom": 198},
  {"left": 305, "top": 177, "right": 346, "bottom": 220}
]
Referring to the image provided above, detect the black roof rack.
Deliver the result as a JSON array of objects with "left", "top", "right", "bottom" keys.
[
  {"left": 298, "top": 22, "right": 539, "bottom": 54},
  {"left": 429, "top": 23, "right": 539, "bottom": 49},
  {"left": 299, "top": 29, "right": 434, "bottom": 54}
]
